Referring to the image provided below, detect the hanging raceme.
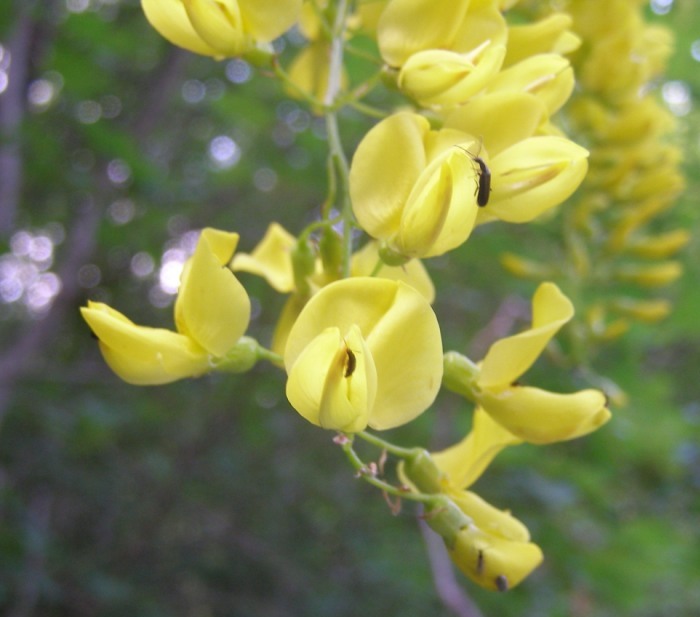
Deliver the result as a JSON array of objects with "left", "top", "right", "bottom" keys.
[{"left": 77, "top": 0, "right": 674, "bottom": 599}]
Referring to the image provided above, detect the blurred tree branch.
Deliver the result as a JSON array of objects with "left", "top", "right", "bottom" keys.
[
  {"left": 0, "top": 4, "right": 33, "bottom": 236},
  {"left": 0, "top": 40, "right": 190, "bottom": 421},
  {"left": 419, "top": 518, "right": 484, "bottom": 617}
]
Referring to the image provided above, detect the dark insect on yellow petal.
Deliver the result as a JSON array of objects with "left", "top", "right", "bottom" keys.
[{"left": 344, "top": 348, "right": 357, "bottom": 377}]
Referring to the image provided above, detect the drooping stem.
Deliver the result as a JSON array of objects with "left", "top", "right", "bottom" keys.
[
  {"left": 337, "top": 434, "right": 443, "bottom": 506},
  {"left": 357, "top": 430, "right": 420, "bottom": 459}
]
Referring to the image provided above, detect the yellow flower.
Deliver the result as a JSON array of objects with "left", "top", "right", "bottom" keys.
[
  {"left": 401, "top": 409, "right": 542, "bottom": 591},
  {"left": 286, "top": 41, "right": 338, "bottom": 105},
  {"left": 444, "top": 283, "right": 611, "bottom": 444},
  {"left": 614, "top": 262, "right": 682, "bottom": 288},
  {"left": 504, "top": 13, "right": 580, "bottom": 66},
  {"left": 432, "top": 407, "right": 523, "bottom": 490},
  {"left": 81, "top": 229, "right": 251, "bottom": 384},
  {"left": 232, "top": 222, "right": 299, "bottom": 293},
  {"left": 141, "top": 0, "right": 303, "bottom": 57},
  {"left": 377, "top": 0, "right": 506, "bottom": 68},
  {"left": 444, "top": 94, "right": 589, "bottom": 223},
  {"left": 626, "top": 230, "right": 690, "bottom": 260},
  {"left": 350, "top": 112, "right": 480, "bottom": 259},
  {"left": 447, "top": 491, "right": 544, "bottom": 592},
  {"left": 398, "top": 43, "right": 506, "bottom": 108},
  {"left": 486, "top": 53, "right": 575, "bottom": 116},
  {"left": 284, "top": 278, "right": 442, "bottom": 431},
  {"left": 476, "top": 283, "right": 610, "bottom": 443},
  {"left": 232, "top": 223, "right": 435, "bottom": 354},
  {"left": 611, "top": 297, "right": 671, "bottom": 323}
]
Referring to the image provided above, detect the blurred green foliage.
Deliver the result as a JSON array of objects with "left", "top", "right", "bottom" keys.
[{"left": 0, "top": 1, "right": 699, "bottom": 616}]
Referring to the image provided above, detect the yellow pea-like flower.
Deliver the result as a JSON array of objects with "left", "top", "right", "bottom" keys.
[
  {"left": 627, "top": 229, "right": 690, "bottom": 259},
  {"left": 81, "top": 228, "right": 251, "bottom": 384},
  {"left": 415, "top": 485, "right": 542, "bottom": 592},
  {"left": 284, "top": 278, "right": 443, "bottom": 431},
  {"left": 481, "top": 136, "right": 589, "bottom": 224},
  {"left": 432, "top": 407, "right": 523, "bottom": 491},
  {"left": 286, "top": 40, "right": 341, "bottom": 105},
  {"left": 504, "top": 13, "right": 580, "bottom": 66},
  {"left": 614, "top": 262, "right": 683, "bottom": 288},
  {"left": 446, "top": 494, "right": 544, "bottom": 592},
  {"left": 500, "top": 252, "right": 556, "bottom": 280},
  {"left": 444, "top": 91, "right": 547, "bottom": 155},
  {"left": 473, "top": 283, "right": 610, "bottom": 443},
  {"left": 611, "top": 297, "right": 671, "bottom": 323},
  {"left": 377, "top": 0, "right": 472, "bottom": 67},
  {"left": 233, "top": 223, "right": 436, "bottom": 355},
  {"left": 486, "top": 54, "right": 575, "bottom": 116},
  {"left": 398, "top": 43, "right": 506, "bottom": 108},
  {"left": 350, "top": 111, "right": 479, "bottom": 260},
  {"left": 80, "top": 302, "right": 212, "bottom": 385},
  {"left": 400, "top": 408, "right": 542, "bottom": 591},
  {"left": 141, "top": 0, "right": 303, "bottom": 57},
  {"left": 232, "top": 222, "right": 298, "bottom": 293}
]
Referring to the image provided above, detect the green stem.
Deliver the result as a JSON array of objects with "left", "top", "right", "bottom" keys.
[
  {"left": 347, "top": 100, "right": 388, "bottom": 119},
  {"left": 338, "top": 435, "right": 442, "bottom": 505},
  {"left": 255, "top": 344, "right": 284, "bottom": 366},
  {"left": 369, "top": 258, "right": 384, "bottom": 277},
  {"left": 357, "top": 430, "right": 418, "bottom": 459}
]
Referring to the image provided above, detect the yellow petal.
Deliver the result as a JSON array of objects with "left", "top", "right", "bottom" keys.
[
  {"left": 286, "top": 40, "right": 348, "bottom": 105},
  {"left": 81, "top": 302, "right": 209, "bottom": 385},
  {"left": 487, "top": 53, "right": 574, "bottom": 115},
  {"left": 486, "top": 136, "right": 589, "bottom": 223},
  {"left": 451, "top": 1, "right": 508, "bottom": 53},
  {"left": 432, "top": 407, "right": 523, "bottom": 490},
  {"left": 478, "top": 282, "right": 572, "bottom": 389},
  {"left": 183, "top": 0, "right": 249, "bottom": 56},
  {"left": 444, "top": 92, "right": 547, "bottom": 156},
  {"left": 479, "top": 385, "right": 611, "bottom": 444},
  {"left": 398, "top": 44, "right": 506, "bottom": 107},
  {"left": 396, "top": 157, "right": 453, "bottom": 257},
  {"left": 175, "top": 228, "right": 251, "bottom": 357},
  {"left": 377, "top": 0, "right": 471, "bottom": 67},
  {"left": 448, "top": 508, "right": 543, "bottom": 591},
  {"left": 350, "top": 112, "right": 430, "bottom": 241},
  {"left": 284, "top": 278, "right": 443, "bottom": 430},
  {"left": 399, "top": 148, "right": 479, "bottom": 257},
  {"left": 141, "top": 0, "right": 224, "bottom": 56},
  {"left": 236, "top": 0, "right": 303, "bottom": 42},
  {"left": 449, "top": 489, "right": 531, "bottom": 543},
  {"left": 271, "top": 294, "right": 307, "bottom": 357},
  {"left": 351, "top": 241, "right": 435, "bottom": 303},
  {"left": 232, "top": 222, "right": 296, "bottom": 293},
  {"left": 504, "top": 14, "right": 576, "bottom": 66},
  {"left": 286, "top": 326, "right": 377, "bottom": 432}
]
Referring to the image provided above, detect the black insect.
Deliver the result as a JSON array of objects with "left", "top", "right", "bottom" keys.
[
  {"left": 476, "top": 549, "right": 485, "bottom": 575},
  {"left": 456, "top": 144, "right": 491, "bottom": 207},
  {"left": 344, "top": 348, "right": 356, "bottom": 378},
  {"left": 495, "top": 574, "right": 509, "bottom": 592}
]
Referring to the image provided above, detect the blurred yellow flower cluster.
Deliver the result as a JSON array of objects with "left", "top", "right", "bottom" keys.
[
  {"left": 77, "top": 0, "right": 687, "bottom": 595},
  {"left": 503, "top": 0, "right": 687, "bottom": 345}
]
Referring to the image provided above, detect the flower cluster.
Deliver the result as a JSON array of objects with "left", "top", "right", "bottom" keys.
[
  {"left": 502, "top": 0, "right": 687, "bottom": 351},
  {"left": 78, "top": 0, "right": 670, "bottom": 595}
]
